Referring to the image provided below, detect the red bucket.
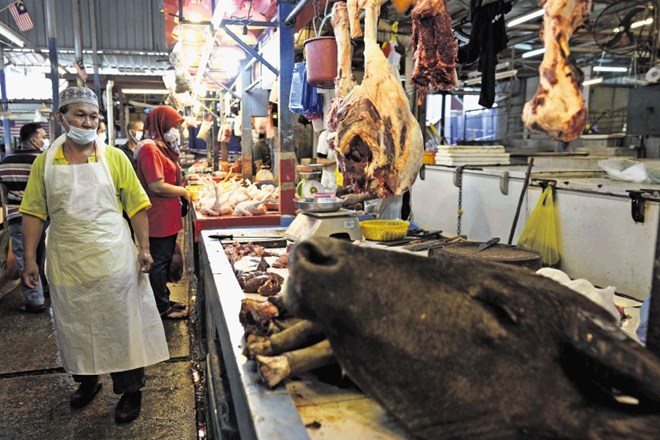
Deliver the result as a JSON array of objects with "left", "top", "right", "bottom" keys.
[{"left": 304, "top": 36, "right": 338, "bottom": 89}]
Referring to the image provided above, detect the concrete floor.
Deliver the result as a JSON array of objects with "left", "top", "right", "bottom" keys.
[{"left": 0, "top": 275, "right": 198, "bottom": 440}]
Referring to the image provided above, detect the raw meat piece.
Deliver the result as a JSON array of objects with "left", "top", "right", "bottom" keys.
[
  {"left": 334, "top": 0, "right": 424, "bottom": 198},
  {"left": 239, "top": 298, "right": 280, "bottom": 336},
  {"left": 522, "top": 0, "right": 591, "bottom": 142},
  {"left": 256, "top": 339, "right": 335, "bottom": 389},
  {"left": 333, "top": 2, "right": 357, "bottom": 100},
  {"left": 346, "top": 0, "right": 366, "bottom": 39},
  {"left": 257, "top": 278, "right": 281, "bottom": 297},
  {"left": 286, "top": 237, "right": 660, "bottom": 440},
  {"left": 238, "top": 271, "right": 284, "bottom": 294},
  {"left": 411, "top": 0, "right": 458, "bottom": 104},
  {"left": 271, "top": 253, "right": 289, "bottom": 268}
]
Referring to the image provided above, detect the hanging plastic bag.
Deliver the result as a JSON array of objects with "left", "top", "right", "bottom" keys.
[
  {"left": 517, "top": 185, "right": 562, "bottom": 266},
  {"left": 289, "top": 62, "right": 307, "bottom": 114}
]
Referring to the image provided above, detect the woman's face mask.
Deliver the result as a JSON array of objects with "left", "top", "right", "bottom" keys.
[
  {"left": 133, "top": 131, "right": 143, "bottom": 142},
  {"left": 97, "top": 132, "right": 107, "bottom": 143},
  {"left": 63, "top": 119, "right": 98, "bottom": 145},
  {"left": 163, "top": 127, "right": 180, "bottom": 144}
]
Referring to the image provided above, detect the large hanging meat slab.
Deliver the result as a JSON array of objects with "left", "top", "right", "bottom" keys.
[
  {"left": 332, "top": 0, "right": 424, "bottom": 198},
  {"left": 286, "top": 237, "right": 660, "bottom": 440},
  {"left": 411, "top": 0, "right": 458, "bottom": 103},
  {"left": 522, "top": 0, "right": 592, "bottom": 142}
]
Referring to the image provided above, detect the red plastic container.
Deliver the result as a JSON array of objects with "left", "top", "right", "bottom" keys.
[{"left": 304, "top": 36, "right": 338, "bottom": 89}]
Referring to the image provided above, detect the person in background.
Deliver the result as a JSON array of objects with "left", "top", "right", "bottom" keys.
[
  {"left": 117, "top": 120, "right": 143, "bottom": 169},
  {"left": 19, "top": 87, "right": 169, "bottom": 424},
  {"left": 315, "top": 130, "right": 337, "bottom": 193},
  {"left": 637, "top": 295, "right": 651, "bottom": 345},
  {"left": 0, "top": 122, "right": 49, "bottom": 313},
  {"left": 135, "top": 105, "right": 190, "bottom": 320},
  {"left": 252, "top": 132, "right": 271, "bottom": 175},
  {"left": 97, "top": 121, "right": 107, "bottom": 144}
]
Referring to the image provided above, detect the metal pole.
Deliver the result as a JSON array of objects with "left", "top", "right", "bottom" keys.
[
  {"left": 72, "top": 0, "right": 85, "bottom": 86},
  {"left": 508, "top": 158, "right": 534, "bottom": 245},
  {"left": 278, "top": 0, "right": 296, "bottom": 215},
  {"left": 0, "top": 46, "right": 11, "bottom": 153},
  {"left": 45, "top": 0, "right": 61, "bottom": 137},
  {"left": 283, "top": 0, "right": 311, "bottom": 26},
  {"left": 240, "top": 59, "right": 253, "bottom": 179},
  {"left": 89, "top": 0, "right": 101, "bottom": 104},
  {"left": 205, "top": 73, "right": 240, "bottom": 99},
  {"left": 106, "top": 81, "right": 114, "bottom": 146}
]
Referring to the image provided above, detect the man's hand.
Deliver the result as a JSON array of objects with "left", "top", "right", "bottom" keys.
[
  {"left": 22, "top": 260, "right": 40, "bottom": 288},
  {"left": 340, "top": 193, "right": 368, "bottom": 206},
  {"left": 138, "top": 248, "right": 153, "bottom": 273}
]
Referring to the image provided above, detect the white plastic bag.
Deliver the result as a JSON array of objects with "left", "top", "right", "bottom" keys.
[
  {"left": 598, "top": 158, "right": 649, "bottom": 183},
  {"left": 537, "top": 268, "right": 620, "bottom": 324}
]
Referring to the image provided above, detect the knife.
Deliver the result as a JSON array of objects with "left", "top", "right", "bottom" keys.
[
  {"left": 477, "top": 237, "right": 500, "bottom": 252},
  {"left": 208, "top": 234, "right": 284, "bottom": 241}
]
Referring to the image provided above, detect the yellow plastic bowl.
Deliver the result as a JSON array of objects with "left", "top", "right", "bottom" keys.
[{"left": 360, "top": 220, "right": 409, "bottom": 242}]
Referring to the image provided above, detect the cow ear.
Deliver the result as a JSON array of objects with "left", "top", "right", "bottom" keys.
[
  {"left": 472, "top": 285, "right": 521, "bottom": 327},
  {"left": 561, "top": 310, "right": 660, "bottom": 406}
]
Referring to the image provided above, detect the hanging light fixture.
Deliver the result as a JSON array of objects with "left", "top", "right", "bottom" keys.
[
  {"left": 185, "top": 0, "right": 211, "bottom": 23},
  {"left": 171, "top": 23, "right": 207, "bottom": 43}
]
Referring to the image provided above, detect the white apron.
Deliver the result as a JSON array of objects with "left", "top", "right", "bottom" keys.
[{"left": 44, "top": 136, "right": 169, "bottom": 374}]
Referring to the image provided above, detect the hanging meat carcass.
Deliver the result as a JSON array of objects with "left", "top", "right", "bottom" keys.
[
  {"left": 286, "top": 237, "right": 660, "bottom": 440},
  {"left": 522, "top": 0, "right": 592, "bottom": 142},
  {"left": 332, "top": 0, "right": 424, "bottom": 198},
  {"left": 411, "top": 0, "right": 458, "bottom": 104}
]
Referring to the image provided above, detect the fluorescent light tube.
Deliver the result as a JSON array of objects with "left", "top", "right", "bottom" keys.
[
  {"left": 583, "top": 77, "right": 603, "bottom": 86},
  {"left": 122, "top": 89, "right": 170, "bottom": 94},
  {"left": 613, "top": 17, "right": 653, "bottom": 33},
  {"left": 507, "top": 9, "right": 544, "bottom": 28},
  {"left": 0, "top": 22, "right": 25, "bottom": 47},
  {"left": 631, "top": 17, "right": 653, "bottom": 29},
  {"left": 463, "top": 69, "right": 518, "bottom": 86},
  {"left": 522, "top": 48, "right": 546, "bottom": 58},
  {"left": 593, "top": 66, "right": 628, "bottom": 73}
]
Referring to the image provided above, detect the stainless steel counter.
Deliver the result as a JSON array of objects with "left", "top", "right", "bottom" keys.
[{"left": 199, "top": 228, "right": 412, "bottom": 439}]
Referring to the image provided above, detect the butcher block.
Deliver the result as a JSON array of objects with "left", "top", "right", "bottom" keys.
[{"left": 199, "top": 228, "right": 414, "bottom": 439}]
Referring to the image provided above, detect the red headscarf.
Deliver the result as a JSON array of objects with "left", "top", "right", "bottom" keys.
[{"left": 143, "top": 105, "right": 184, "bottom": 161}]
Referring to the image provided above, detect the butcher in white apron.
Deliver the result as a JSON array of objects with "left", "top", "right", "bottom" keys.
[{"left": 19, "top": 87, "right": 169, "bottom": 425}]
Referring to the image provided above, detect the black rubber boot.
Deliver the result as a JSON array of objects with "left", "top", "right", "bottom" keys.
[
  {"left": 114, "top": 390, "right": 142, "bottom": 424},
  {"left": 70, "top": 381, "right": 102, "bottom": 409}
]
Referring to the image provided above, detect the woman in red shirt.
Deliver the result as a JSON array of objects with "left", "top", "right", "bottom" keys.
[{"left": 135, "top": 106, "right": 191, "bottom": 319}]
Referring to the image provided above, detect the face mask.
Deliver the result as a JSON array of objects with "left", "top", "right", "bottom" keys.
[
  {"left": 133, "top": 131, "right": 143, "bottom": 142},
  {"left": 40, "top": 138, "right": 50, "bottom": 152},
  {"left": 163, "top": 127, "right": 180, "bottom": 144},
  {"left": 98, "top": 132, "right": 107, "bottom": 143},
  {"left": 63, "top": 120, "right": 98, "bottom": 145}
]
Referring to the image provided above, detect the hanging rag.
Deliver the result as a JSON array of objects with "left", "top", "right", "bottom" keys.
[{"left": 457, "top": 0, "right": 512, "bottom": 108}]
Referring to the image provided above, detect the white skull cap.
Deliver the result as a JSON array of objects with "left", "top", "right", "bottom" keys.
[{"left": 58, "top": 87, "right": 99, "bottom": 109}]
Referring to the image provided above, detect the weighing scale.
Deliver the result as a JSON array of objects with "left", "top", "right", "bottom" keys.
[{"left": 284, "top": 209, "right": 363, "bottom": 241}]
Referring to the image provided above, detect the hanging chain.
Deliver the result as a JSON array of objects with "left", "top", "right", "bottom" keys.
[{"left": 456, "top": 166, "right": 464, "bottom": 235}]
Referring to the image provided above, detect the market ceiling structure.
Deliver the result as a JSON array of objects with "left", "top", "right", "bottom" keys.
[{"left": 0, "top": 0, "right": 657, "bottom": 106}]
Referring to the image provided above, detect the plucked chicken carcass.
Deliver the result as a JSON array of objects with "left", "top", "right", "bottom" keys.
[
  {"left": 411, "top": 0, "right": 458, "bottom": 104},
  {"left": 333, "top": 0, "right": 424, "bottom": 198},
  {"left": 522, "top": 0, "right": 592, "bottom": 142}
]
